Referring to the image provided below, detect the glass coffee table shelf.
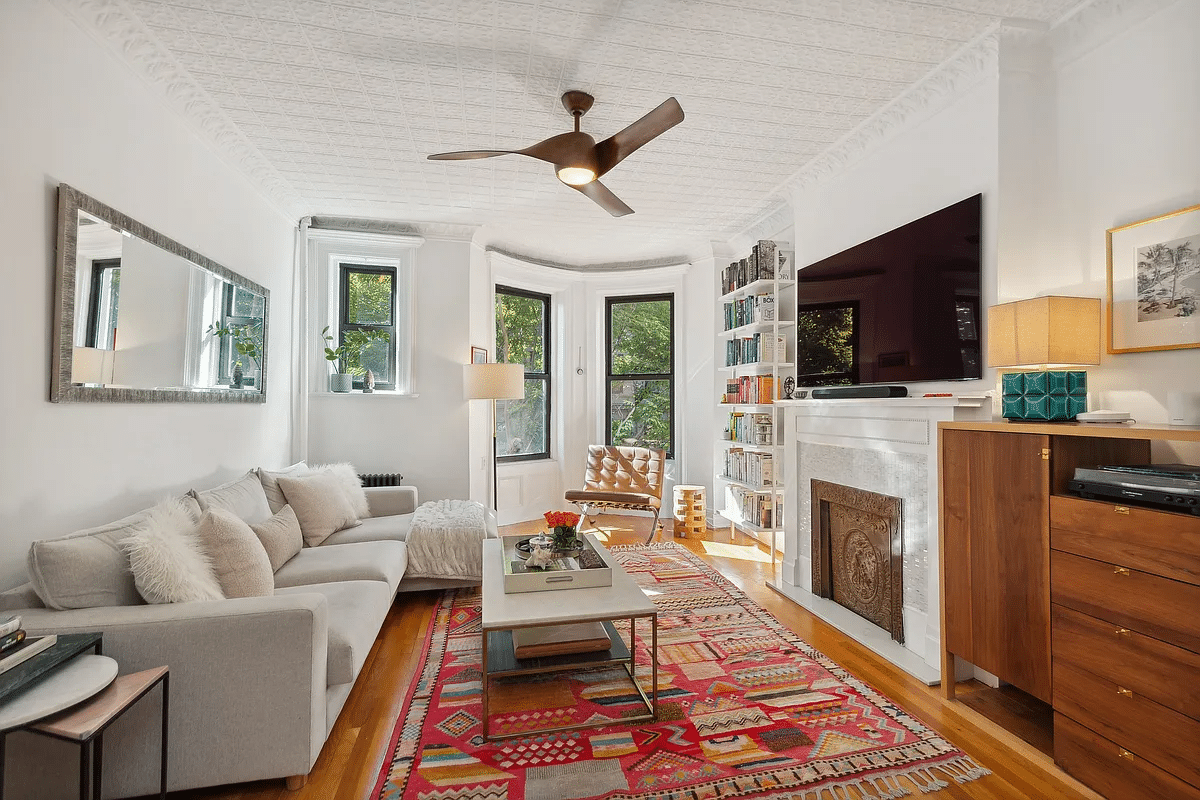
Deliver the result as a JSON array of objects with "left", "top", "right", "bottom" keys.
[{"left": 481, "top": 535, "right": 658, "bottom": 741}]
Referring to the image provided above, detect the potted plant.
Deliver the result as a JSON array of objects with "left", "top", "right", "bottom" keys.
[
  {"left": 322, "top": 326, "right": 389, "bottom": 393},
  {"left": 207, "top": 319, "right": 262, "bottom": 388}
]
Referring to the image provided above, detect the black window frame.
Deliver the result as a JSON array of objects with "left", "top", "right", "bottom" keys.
[
  {"left": 338, "top": 262, "right": 397, "bottom": 390},
  {"left": 85, "top": 257, "right": 121, "bottom": 348},
  {"left": 495, "top": 285, "right": 551, "bottom": 463},
  {"left": 605, "top": 292, "right": 675, "bottom": 459},
  {"left": 214, "top": 283, "right": 264, "bottom": 386}
]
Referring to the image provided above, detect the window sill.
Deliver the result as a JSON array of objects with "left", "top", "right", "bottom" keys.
[{"left": 310, "top": 390, "right": 419, "bottom": 398}]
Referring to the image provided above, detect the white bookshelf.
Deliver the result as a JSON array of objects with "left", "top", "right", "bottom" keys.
[{"left": 714, "top": 242, "right": 796, "bottom": 575}]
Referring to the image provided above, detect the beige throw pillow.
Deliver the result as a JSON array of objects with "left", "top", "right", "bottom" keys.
[
  {"left": 196, "top": 508, "right": 274, "bottom": 598},
  {"left": 124, "top": 498, "right": 224, "bottom": 604},
  {"left": 192, "top": 471, "right": 273, "bottom": 525},
  {"left": 256, "top": 462, "right": 310, "bottom": 514},
  {"left": 250, "top": 505, "right": 304, "bottom": 571},
  {"left": 311, "top": 462, "right": 371, "bottom": 519},
  {"left": 277, "top": 472, "right": 359, "bottom": 546}
]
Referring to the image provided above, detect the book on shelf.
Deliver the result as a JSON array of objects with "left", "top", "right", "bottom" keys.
[
  {"left": 0, "top": 634, "right": 57, "bottom": 674},
  {"left": 0, "top": 614, "right": 20, "bottom": 639}
]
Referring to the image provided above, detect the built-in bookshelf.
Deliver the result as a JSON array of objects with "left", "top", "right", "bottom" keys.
[{"left": 715, "top": 240, "right": 795, "bottom": 559}]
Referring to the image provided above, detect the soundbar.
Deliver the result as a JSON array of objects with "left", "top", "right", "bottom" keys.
[{"left": 810, "top": 386, "right": 908, "bottom": 399}]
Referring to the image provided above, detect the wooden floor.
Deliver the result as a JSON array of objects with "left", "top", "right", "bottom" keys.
[{"left": 158, "top": 517, "right": 1101, "bottom": 800}]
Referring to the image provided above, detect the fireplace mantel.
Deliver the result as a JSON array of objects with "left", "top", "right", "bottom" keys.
[{"left": 774, "top": 396, "right": 991, "bottom": 683}]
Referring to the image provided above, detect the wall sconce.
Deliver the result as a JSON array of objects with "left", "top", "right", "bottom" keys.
[{"left": 987, "top": 296, "right": 1101, "bottom": 421}]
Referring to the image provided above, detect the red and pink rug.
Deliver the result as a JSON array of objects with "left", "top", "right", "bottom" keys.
[{"left": 371, "top": 542, "right": 987, "bottom": 799}]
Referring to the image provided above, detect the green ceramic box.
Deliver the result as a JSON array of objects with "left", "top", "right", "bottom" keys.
[{"left": 1001, "top": 370, "right": 1087, "bottom": 421}]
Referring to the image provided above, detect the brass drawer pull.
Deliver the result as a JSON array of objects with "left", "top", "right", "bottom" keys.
[
  {"left": 1117, "top": 687, "right": 1133, "bottom": 697},
  {"left": 1119, "top": 748, "right": 1135, "bottom": 759},
  {"left": 1113, "top": 566, "right": 1131, "bottom": 576},
  {"left": 1115, "top": 628, "right": 1131, "bottom": 637},
  {"left": 1114, "top": 506, "right": 1130, "bottom": 515}
]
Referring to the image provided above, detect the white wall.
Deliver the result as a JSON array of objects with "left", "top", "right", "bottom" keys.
[
  {"left": 306, "top": 237, "right": 473, "bottom": 502},
  {"left": 1045, "top": 1, "right": 1200, "bottom": 424},
  {"left": 0, "top": 1, "right": 296, "bottom": 589}
]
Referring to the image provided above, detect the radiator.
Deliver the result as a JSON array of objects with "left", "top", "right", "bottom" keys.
[{"left": 359, "top": 472, "right": 405, "bottom": 487}]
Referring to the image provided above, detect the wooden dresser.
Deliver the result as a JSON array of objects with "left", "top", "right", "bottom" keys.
[{"left": 938, "top": 420, "right": 1200, "bottom": 800}]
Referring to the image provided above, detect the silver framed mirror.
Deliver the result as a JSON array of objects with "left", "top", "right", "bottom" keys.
[{"left": 51, "top": 184, "right": 269, "bottom": 403}]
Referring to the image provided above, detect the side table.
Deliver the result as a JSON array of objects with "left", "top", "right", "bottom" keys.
[{"left": 0, "top": 661, "right": 169, "bottom": 800}]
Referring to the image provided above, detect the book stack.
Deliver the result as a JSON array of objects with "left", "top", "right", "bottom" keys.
[
  {"left": 723, "top": 486, "right": 783, "bottom": 528},
  {"left": 718, "top": 240, "right": 795, "bottom": 295},
  {"left": 0, "top": 614, "right": 57, "bottom": 674},
  {"left": 722, "top": 374, "right": 775, "bottom": 404},
  {"left": 722, "top": 448, "right": 775, "bottom": 487}
]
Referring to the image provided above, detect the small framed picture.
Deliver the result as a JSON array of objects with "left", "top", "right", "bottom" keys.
[
  {"left": 1107, "top": 203, "right": 1200, "bottom": 353},
  {"left": 470, "top": 346, "right": 488, "bottom": 364}
]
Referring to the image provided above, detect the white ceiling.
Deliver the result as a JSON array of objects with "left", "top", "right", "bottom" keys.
[{"left": 59, "top": 0, "right": 1088, "bottom": 264}]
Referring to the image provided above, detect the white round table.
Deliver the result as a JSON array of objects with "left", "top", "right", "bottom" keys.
[{"left": 0, "top": 655, "right": 118, "bottom": 731}]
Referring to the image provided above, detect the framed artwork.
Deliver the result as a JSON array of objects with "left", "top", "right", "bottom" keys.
[
  {"left": 470, "top": 346, "right": 488, "bottom": 364},
  {"left": 1107, "top": 203, "right": 1200, "bottom": 353}
]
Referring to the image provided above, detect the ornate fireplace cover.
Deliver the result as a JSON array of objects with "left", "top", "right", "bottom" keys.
[{"left": 811, "top": 479, "right": 904, "bottom": 643}]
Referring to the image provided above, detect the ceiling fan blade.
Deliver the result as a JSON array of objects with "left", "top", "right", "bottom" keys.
[
  {"left": 569, "top": 179, "right": 634, "bottom": 217},
  {"left": 427, "top": 149, "right": 518, "bottom": 161},
  {"left": 594, "top": 97, "right": 684, "bottom": 177}
]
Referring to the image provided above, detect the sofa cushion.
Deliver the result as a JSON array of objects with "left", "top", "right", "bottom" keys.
[
  {"left": 277, "top": 472, "right": 360, "bottom": 547},
  {"left": 322, "top": 513, "right": 412, "bottom": 545},
  {"left": 191, "top": 471, "right": 273, "bottom": 525},
  {"left": 275, "top": 580, "right": 392, "bottom": 686},
  {"left": 124, "top": 498, "right": 224, "bottom": 604},
  {"left": 311, "top": 462, "right": 370, "bottom": 519},
  {"left": 256, "top": 462, "right": 309, "bottom": 514},
  {"left": 26, "top": 495, "right": 201, "bottom": 610},
  {"left": 250, "top": 505, "right": 303, "bottom": 572},
  {"left": 197, "top": 508, "right": 274, "bottom": 598},
  {"left": 271, "top": 541, "right": 408, "bottom": 594}
]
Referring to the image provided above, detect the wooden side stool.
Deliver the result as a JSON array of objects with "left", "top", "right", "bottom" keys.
[
  {"left": 28, "top": 666, "right": 169, "bottom": 800},
  {"left": 672, "top": 485, "right": 707, "bottom": 539}
]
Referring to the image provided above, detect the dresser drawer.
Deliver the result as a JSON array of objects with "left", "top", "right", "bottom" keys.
[
  {"left": 1054, "top": 659, "right": 1200, "bottom": 788},
  {"left": 1053, "top": 604, "right": 1200, "bottom": 719},
  {"left": 1051, "top": 550, "right": 1200, "bottom": 653},
  {"left": 1055, "top": 712, "right": 1200, "bottom": 800},
  {"left": 1051, "top": 495, "right": 1200, "bottom": 586}
]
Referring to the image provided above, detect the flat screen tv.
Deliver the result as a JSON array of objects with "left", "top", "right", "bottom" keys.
[{"left": 795, "top": 193, "right": 982, "bottom": 387}]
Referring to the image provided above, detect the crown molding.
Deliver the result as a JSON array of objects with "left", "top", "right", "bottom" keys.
[
  {"left": 52, "top": 0, "right": 306, "bottom": 219},
  {"left": 725, "top": 201, "right": 794, "bottom": 258},
  {"left": 780, "top": 24, "right": 1001, "bottom": 198},
  {"left": 483, "top": 245, "right": 690, "bottom": 273}
]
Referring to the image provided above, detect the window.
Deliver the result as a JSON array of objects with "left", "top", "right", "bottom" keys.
[
  {"left": 337, "top": 263, "right": 397, "bottom": 390},
  {"left": 213, "top": 283, "right": 266, "bottom": 386},
  {"left": 606, "top": 293, "right": 674, "bottom": 457},
  {"left": 495, "top": 286, "right": 550, "bottom": 461},
  {"left": 85, "top": 258, "right": 120, "bottom": 348}
]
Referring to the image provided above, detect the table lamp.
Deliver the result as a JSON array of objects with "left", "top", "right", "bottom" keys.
[
  {"left": 464, "top": 362, "right": 526, "bottom": 509},
  {"left": 987, "top": 296, "right": 1101, "bottom": 421}
]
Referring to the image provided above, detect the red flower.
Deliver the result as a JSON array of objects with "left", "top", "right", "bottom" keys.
[{"left": 543, "top": 510, "right": 580, "bottom": 529}]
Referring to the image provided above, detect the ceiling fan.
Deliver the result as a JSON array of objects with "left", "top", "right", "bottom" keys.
[{"left": 427, "top": 91, "right": 684, "bottom": 217}]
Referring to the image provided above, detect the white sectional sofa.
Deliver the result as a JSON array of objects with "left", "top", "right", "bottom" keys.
[{"left": 0, "top": 466, "right": 496, "bottom": 799}]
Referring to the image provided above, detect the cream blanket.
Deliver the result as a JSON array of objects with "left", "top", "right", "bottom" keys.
[{"left": 405, "top": 499, "right": 487, "bottom": 579}]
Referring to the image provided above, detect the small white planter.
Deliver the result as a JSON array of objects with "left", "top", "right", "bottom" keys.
[{"left": 329, "top": 373, "right": 353, "bottom": 393}]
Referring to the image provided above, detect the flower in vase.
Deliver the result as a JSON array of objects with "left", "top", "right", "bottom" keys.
[{"left": 543, "top": 510, "right": 582, "bottom": 549}]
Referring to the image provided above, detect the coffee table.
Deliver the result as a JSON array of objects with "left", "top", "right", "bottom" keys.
[{"left": 480, "top": 533, "right": 658, "bottom": 740}]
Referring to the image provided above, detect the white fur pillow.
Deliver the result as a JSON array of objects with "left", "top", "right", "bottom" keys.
[
  {"left": 124, "top": 497, "right": 224, "bottom": 604},
  {"left": 311, "top": 462, "right": 370, "bottom": 519}
]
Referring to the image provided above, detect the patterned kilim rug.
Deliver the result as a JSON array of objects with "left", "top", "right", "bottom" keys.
[{"left": 371, "top": 542, "right": 988, "bottom": 799}]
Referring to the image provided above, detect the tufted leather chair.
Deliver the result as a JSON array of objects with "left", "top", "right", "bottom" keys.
[{"left": 565, "top": 445, "right": 666, "bottom": 544}]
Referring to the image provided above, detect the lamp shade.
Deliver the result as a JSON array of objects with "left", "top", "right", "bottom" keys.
[
  {"left": 987, "top": 296, "right": 1101, "bottom": 368},
  {"left": 463, "top": 362, "right": 525, "bottom": 400},
  {"left": 72, "top": 346, "right": 115, "bottom": 384}
]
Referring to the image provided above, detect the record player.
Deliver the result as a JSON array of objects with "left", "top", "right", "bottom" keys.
[{"left": 1069, "top": 463, "right": 1200, "bottom": 515}]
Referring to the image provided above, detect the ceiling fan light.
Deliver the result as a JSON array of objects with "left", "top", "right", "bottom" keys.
[{"left": 557, "top": 166, "right": 596, "bottom": 185}]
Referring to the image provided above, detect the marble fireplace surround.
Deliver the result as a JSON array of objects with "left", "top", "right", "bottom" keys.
[{"left": 774, "top": 396, "right": 990, "bottom": 684}]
